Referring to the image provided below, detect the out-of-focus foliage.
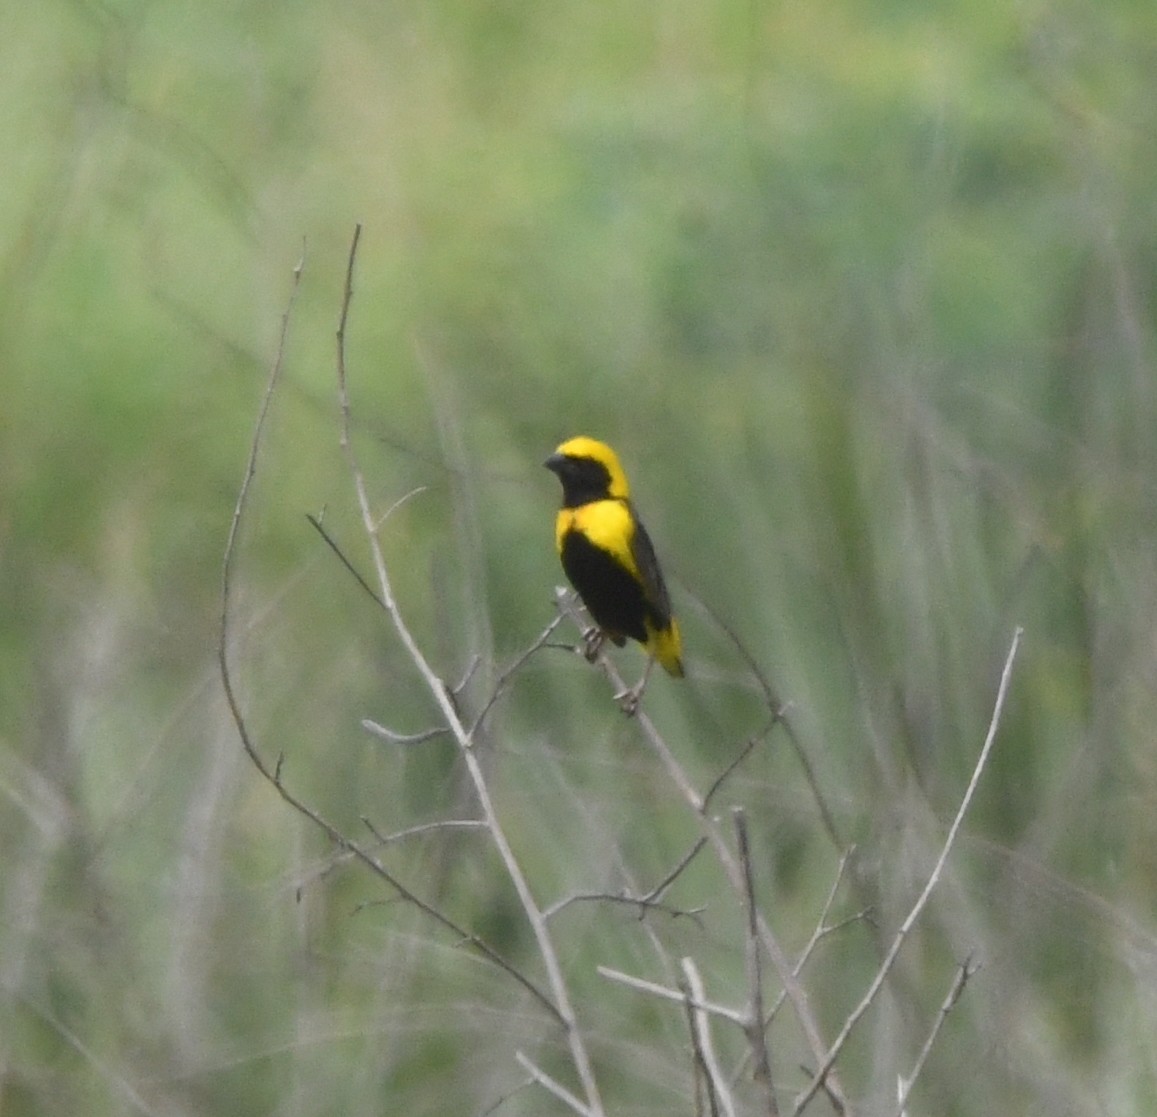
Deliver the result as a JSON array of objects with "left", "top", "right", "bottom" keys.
[{"left": 2, "top": 0, "right": 1156, "bottom": 1113}]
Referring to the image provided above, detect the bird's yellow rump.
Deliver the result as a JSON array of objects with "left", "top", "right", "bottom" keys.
[{"left": 544, "top": 436, "right": 683, "bottom": 680}]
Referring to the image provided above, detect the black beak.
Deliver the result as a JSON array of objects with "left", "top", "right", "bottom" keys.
[{"left": 543, "top": 452, "right": 566, "bottom": 474}]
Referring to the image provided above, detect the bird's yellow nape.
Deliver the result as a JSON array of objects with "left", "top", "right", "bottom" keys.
[{"left": 552, "top": 436, "right": 631, "bottom": 500}]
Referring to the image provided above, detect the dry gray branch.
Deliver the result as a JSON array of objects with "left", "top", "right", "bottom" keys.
[
  {"left": 556, "top": 591, "right": 849, "bottom": 1112},
  {"left": 219, "top": 242, "right": 564, "bottom": 1029},
  {"left": 733, "top": 808, "right": 779, "bottom": 1116},
  {"left": 792, "top": 627, "right": 1024, "bottom": 1115},
  {"left": 597, "top": 965, "right": 747, "bottom": 1026},
  {"left": 894, "top": 956, "right": 980, "bottom": 1116},
  {"left": 335, "top": 226, "right": 605, "bottom": 1116},
  {"left": 682, "top": 958, "right": 738, "bottom": 1117}
]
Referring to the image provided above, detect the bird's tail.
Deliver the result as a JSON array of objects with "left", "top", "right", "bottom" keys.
[{"left": 648, "top": 619, "right": 684, "bottom": 678}]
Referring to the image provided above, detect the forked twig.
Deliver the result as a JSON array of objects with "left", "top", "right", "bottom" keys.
[
  {"left": 514, "top": 1052, "right": 593, "bottom": 1117},
  {"left": 546, "top": 836, "right": 709, "bottom": 921},
  {"left": 682, "top": 958, "right": 738, "bottom": 1117},
  {"left": 763, "top": 846, "right": 862, "bottom": 1029},
  {"left": 470, "top": 613, "right": 568, "bottom": 737},
  {"left": 217, "top": 247, "right": 562, "bottom": 1024},
  {"left": 642, "top": 836, "right": 709, "bottom": 902},
  {"left": 894, "top": 956, "right": 979, "bottom": 1116},
  {"left": 545, "top": 891, "right": 705, "bottom": 922},
  {"left": 792, "top": 628, "right": 1023, "bottom": 1115},
  {"left": 703, "top": 607, "right": 843, "bottom": 851}
]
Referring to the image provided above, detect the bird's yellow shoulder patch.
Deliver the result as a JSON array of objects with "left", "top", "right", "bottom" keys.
[{"left": 556, "top": 499, "right": 639, "bottom": 579}]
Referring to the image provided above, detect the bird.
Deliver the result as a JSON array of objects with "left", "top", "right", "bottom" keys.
[{"left": 544, "top": 436, "right": 683, "bottom": 710}]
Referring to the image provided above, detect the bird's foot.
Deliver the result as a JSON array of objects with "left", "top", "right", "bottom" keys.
[
  {"left": 614, "top": 682, "right": 643, "bottom": 716},
  {"left": 580, "top": 627, "right": 606, "bottom": 663},
  {"left": 614, "top": 658, "right": 655, "bottom": 716}
]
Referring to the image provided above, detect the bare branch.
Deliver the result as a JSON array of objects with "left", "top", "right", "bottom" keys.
[
  {"left": 514, "top": 1052, "right": 593, "bottom": 1117},
  {"left": 469, "top": 613, "right": 568, "bottom": 737},
  {"left": 335, "top": 227, "right": 605, "bottom": 1116},
  {"left": 361, "top": 719, "right": 448, "bottom": 746},
  {"left": 305, "top": 512, "right": 385, "bottom": 611},
  {"left": 218, "top": 244, "right": 563, "bottom": 1031},
  {"left": 555, "top": 592, "right": 848, "bottom": 1112},
  {"left": 305, "top": 488, "right": 428, "bottom": 613},
  {"left": 894, "top": 956, "right": 980, "bottom": 1116},
  {"left": 703, "top": 725, "right": 774, "bottom": 813},
  {"left": 685, "top": 977, "right": 720, "bottom": 1117},
  {"left": 220, "top": 244, "right": 305, "bottom": 788},
  {"left": 792, "top": 627, "right": 1024, "bottom": 1115},
  {"left": 641, "top": 836, "right": 709, "bottom": 903},
  {"left": 733, "top": 809, "right": 779, "bottom": 1116},
  {"left": 476, "top": 1077, "right": 534, "bottom": 1117},
  {"left": 695, "top": 602, "right": 844, "bottom": 851},
  {"left": 765, "top": 847, "right": 863, "bottom": 1027},
  {"left": 361, "top": 817, "right": 487, "bottom": 846},
  {"left": 451, "top": 654, "right": 482, "bottom": 696},
  {"left": 545, "top": 836, "right": 709, "bottom": 921},
  {"left": 681, "top": 959, "right": 738, "bottom": 1117},
  {"left": 597, "top": 965, "right": 747, "bottom": 1027},
  {"left": 545, "top": 890, "right": 705, "bottom": 923}
]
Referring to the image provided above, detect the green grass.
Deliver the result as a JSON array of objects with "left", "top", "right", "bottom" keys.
[{"left": 2, "top": 1, "right": 1156, "bottom": 1113}]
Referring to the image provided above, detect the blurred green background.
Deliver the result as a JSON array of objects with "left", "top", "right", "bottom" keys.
[{"left": 3, "top": 0, "right": 1157, "bottom": 1113}]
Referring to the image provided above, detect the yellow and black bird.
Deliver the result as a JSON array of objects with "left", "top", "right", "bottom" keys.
[{"left": 545, "top": 436, "right": 683, "bottom": 707}]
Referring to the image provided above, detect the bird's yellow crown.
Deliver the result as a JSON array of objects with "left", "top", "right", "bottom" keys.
[{"left": 551, "top": 436, "right": 630, "bottom": 500}]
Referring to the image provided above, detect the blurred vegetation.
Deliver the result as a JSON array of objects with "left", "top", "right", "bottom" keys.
[{"left": 2, "top": 0, "right": 1157, "bottom": 1114}]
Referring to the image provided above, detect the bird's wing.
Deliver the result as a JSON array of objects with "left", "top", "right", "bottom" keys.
[{"left": 627, "top": 505, "right": 673, "bottom": 624}]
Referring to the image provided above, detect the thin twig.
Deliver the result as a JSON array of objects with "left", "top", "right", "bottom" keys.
[
  {"left": 305, "top": 489, "right": 427, "bottom": 612},
  {"left": 514, "top": 1052, "right": 593, "bottom": 1117},
  {"left": 792, "top": 627, "right": 1024, "bottom": 1116},
  {"left": 305, "top": 512, "right": 386, "bottom": 610},
  {"left": 469, "top": 613, "right": 568, "bottom": 737},
  {"left": 894, "top": 956, "right": 979, "bottom": 1116},
  {"left": 361, "top": 817, "right": 487, "bottom": 846},
  {"left": 335, "top": 226, "right": 605, "bottom": 1116},
  {"left": 642, "top": 836, "right": 710, "bottom": 903},
  {"left": 597, "top": 965, "right": 747, "bottom": 1027},
  {"left": 734, "top": 809, "right": 779, "bottom": 1116},
  {"left": 765, "top": 847, "right": 862, "bottom": 1027},
  {"left": 707, "top": 608, "right": 843, "bottom": 851},
  {"left": 361, "top": 719, "right": 448, "bottom": 746},
  {"left": 299, "top": 816, "right": 490, "bottom": 890},
  {"left": 684, "top": 975, "right": 720, "bottom": 1117},
  {"left": 545, "top": 890, "right": 705, "bottom": 922},
  {"left": 545, "top": 836, "right": 709, "bottom": 921},
  {"left": 702, "top": 725, "right": 775, "bottom": 813},
  {"left": 451, "top": 653, "right": 482, "bottom": 696},
  {"left": 682, "top": 958, "right": 738, "bottom": 1117},
  {"left": 475, "top": 1077, "right": 533, "bottom": 1117},
  {"left": 220, "top": 245, "right": 305, "bottom": 749},
  {"left": 732, "top": 852, "right": 867, "bottom": 1087}
]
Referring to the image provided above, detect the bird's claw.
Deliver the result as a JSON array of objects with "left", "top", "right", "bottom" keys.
[
  {"left": 614, "top": 684, "right": 643, "bottom": 716},
  {"left": 580, "top": 627, "right": 605, "bottom": 663}
]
